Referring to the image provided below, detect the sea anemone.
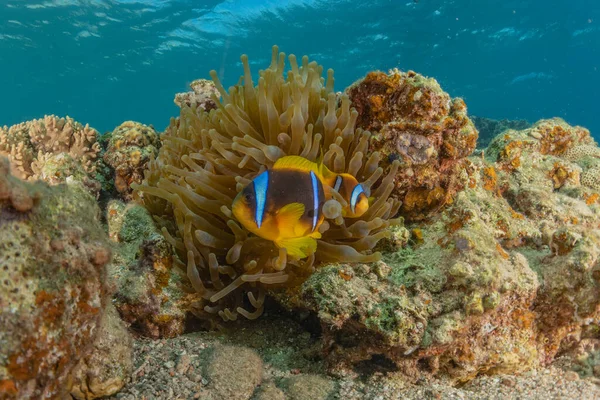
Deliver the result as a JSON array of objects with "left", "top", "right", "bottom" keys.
[{"left": 133, "top": 46, "right": 401, "bottom": 321}]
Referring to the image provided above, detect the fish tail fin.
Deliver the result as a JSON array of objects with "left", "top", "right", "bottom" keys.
[{"left": 275, "top": 236, "right": 318, "bottom": 259}]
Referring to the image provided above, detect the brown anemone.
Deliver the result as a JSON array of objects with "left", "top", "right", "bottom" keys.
[{"left": 134, "top": 46, "right": 401, "bottom": 321}]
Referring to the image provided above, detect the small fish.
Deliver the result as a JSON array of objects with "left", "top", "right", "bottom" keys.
[
  {"left": 231, "top": 156, "right": 369, "bottom": 258},
  {"left": 329, "top": 172, "right": 369, "bottom": 218}
]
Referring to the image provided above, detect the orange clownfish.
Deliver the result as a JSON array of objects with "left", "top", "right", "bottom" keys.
[{"left": 231, "top": 156, "right": 369, "bottom": 259}]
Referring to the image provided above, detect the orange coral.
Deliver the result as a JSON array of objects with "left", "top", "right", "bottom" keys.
[
  {"left": 539, "top": 125, "right": 573, "bottom": 156},
  {"left": 548, "top": 162, "right": 570, "bottom": 189},
  {"left": 498, "top": 140, "right": 525, "bottom": 171},
  {"left": 584, "top": 193, "right": 600, "bottom": 205},
  {"left": 496, "top": 243, "right": 510, "bottom": 259},
  {"left": 482, "top": 166, "right": 497, "bottom": 192}
]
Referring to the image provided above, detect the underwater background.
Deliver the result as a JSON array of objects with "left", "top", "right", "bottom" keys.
[
  {"left": 6, "top": 1, "right": 600, "bottom": 399},
  {"left": 1, "top": 0, "right": 598, "bottom": 137}
]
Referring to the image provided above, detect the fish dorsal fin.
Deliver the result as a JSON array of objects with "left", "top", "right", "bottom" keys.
[
  {"left": 277, "top": 202, "right": 305, "bottom": 225},
  {"left": 273, "top": 155, "right": 335, "bottom": 182},
  {"left": 315, "top": 149, "right": 329, "bottom": 179},
  {"left": 273, "top": 156, "right": 319, "bottom": 173}
]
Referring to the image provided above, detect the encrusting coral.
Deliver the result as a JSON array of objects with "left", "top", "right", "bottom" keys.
[
  {"left": 346, "top": 69, "right": 478, "bottom": 221},
  {"left": 134, "top": 46, "right": 402, "bottom": 321}
]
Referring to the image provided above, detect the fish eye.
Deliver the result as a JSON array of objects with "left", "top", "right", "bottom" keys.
[{"left": 243, "top": 192, "right": 253, "bottom": 203}]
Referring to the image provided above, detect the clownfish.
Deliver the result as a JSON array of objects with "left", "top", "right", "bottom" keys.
[
  {"left": 231, "top": 156, "right": 369, "bottom": 259},
  {"left": 328, "top": 172, "right": 369, "bottom": 218}
]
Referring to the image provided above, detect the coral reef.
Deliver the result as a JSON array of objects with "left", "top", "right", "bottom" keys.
[
  {"left": 0, "top": 157, "right": 110, "bottom": 399},
  {"left": 471, "top": 116, "right": 531, "bottom": 149},
  {"left": 3, "top": 43, "right": 600, "bottom": 399},
  {"left": 0, "top": 115, "right": 106, "bottom": 196},
  {"left": 486, "top": 118, "right": 600, "bottom": 364},
  {"left": 70, "top": 303, "right": 133, "bottom": 400},
  {"left": 107, "top": 200, "right": 201, "bottom": 338},
  {"left": 346, "top": 69, "right": 479, "bottom": 220},
  {"left": 134, "top": 46, "right": 401, "bottom": 321},
  {"left": 173, "top": 78, "right": 220, "bottom": 111},
  {"left": 272, "top": 118, "right": 600, "bottom": 382},
  {"left": 102, "top": 121, "right": 161, "bottom": 200}
]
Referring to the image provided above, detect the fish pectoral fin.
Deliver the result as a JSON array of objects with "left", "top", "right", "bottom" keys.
[
  {"left": 277, "top": 202, "right": 305, "bottom": 225},
  {"left": 291, "top": 223, "right": 323, "bottom": 238},
  {"left": 275, "top": 236, "right": 317, "bottom": 259},
  {"left": 311, "top": 231, "right": 322, "bottom": 240}
]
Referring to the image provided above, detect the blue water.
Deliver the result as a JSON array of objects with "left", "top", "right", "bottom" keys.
[{"left": 1, "top": 0, "right": 598, "bottom": 139}]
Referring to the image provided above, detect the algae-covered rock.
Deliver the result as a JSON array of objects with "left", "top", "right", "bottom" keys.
[
  {"left": 486, "top": 118, "right": 600, "bottom": 364},
  {"left": 563, "top": 339, "right": 600, "bottom": 381},
  {"left": 253, "top": 382, "right": 287, "bottom": 400},
  {"left": 70, "top": 303, "right": 134, "bottom": 400},
  {"left": 347, "top": 69, "right": 478, "bottom": 221},
  {"left": 272, "top": 118, "right": 600, "bottom": 383},
  {"left": 283, "top": 374, "right": 335, "bottom": 400},
  {"left": 0, "top": 157, "right": 110, "bottom": 399},
  {"left": 107, "top": 200, "right": 201, "bottom": 338},
  {"left": 206, "top": 344, "right": 263, "bottom": 400}
]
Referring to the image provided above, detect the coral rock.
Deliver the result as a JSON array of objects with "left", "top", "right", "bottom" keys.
[
  {"left": 107, "top": 200, "right": 200, "bottom": 338},
  {"left": 0, "top": 157, "right": 110, "bottom": 399},
  {"left": 274, "top": 118, "right": 600, "bottom": 383},
  {"left": 102, "top": 121, "right": 160, "bottom": 200},
  {"left": 173, "top": 78, "right": 220, "bottom": 111},
  {"left": 347, "top": 69, "right": 478, "bottom": 220},
  {"left": 70, "top": 303, "right": 134, "bottom": 400}
]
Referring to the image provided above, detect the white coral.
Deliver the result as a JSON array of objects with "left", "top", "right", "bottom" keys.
[
  {"left": 0, "top": 115, "right": 101, "bottom": 182},
  {"left": 563, "top": 144, "right": 600, "bottom": 161},
  {"left": 581, "top": 167, "right": 600, "bottom": 191}
]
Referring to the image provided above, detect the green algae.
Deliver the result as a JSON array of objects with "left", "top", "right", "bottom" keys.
[
  {"left": 119, "top": 204, "right": 156, "bottom": 242},
  {"left": 35, "top": 182, "right": 102, "bottom": 241},
  {"left": 385, "top": 249, "right": 447, "bottom": 294}
]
